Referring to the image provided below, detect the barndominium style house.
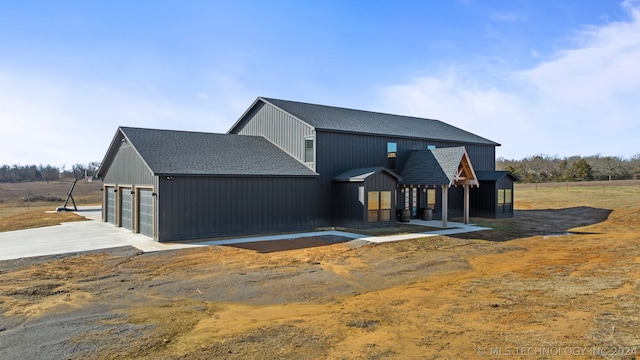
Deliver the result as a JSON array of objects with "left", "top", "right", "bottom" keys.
[{"left": 97, "top": 97, "right": 516, "bottom": 242}]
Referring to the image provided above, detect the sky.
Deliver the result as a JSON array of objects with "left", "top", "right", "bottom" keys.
[{"left": 1, "top": 0, "right": 639, "bottom": 168}]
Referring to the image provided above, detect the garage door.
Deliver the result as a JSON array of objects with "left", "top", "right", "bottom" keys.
[
  {"left": 138, "top": 188, "right": 153, "bottom": 237},
  {"left": 106, "top": 187, "right": 115, "bottom": 224},
  {"left": 120, "top": 188, "right": 133, "bottom": 230}
]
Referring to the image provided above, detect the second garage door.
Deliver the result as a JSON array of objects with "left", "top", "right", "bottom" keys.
[
  {"left": 120, "top": 188, "right": 133, "bottom": 230},
  {"left": 138, "top": 188, "right": 153, "bottom": 237}
]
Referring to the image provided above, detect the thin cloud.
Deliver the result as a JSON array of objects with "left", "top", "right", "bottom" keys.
[
  {"left": 0, "top": 70, "right": 248, "bottom": 167},
  {"left": 489, "top": 12, "right": 527, "bottom": 23},
  {"left": 376, "top": 2, "right": 640, "bottom": 159}
]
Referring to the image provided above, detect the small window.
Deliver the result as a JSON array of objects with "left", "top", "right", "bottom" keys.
[
  {"left": 427, "top": 145, "right": 436, "bottom": 150},
  {"left": 304, "top": 137, "right": 314, "bottom": 162},
  {"left": 505, "top": 189, "right": 512, "bottom": 204},
  {"left": 387, "top": 142, "right": 397, "bottom": 169},
  {"left": 498, "top": 189, "right": 505, "bottom": 206}
]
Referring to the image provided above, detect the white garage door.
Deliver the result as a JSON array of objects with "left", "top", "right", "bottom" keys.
[
  {"left": 120, "top": 189, "right": 133, "bottom": 230},
  {"left": 106, "top": 187, "right": 115, "bottom": 224},
  {"left": 138, "top": 188, "right": 153, "bottom": 237}
]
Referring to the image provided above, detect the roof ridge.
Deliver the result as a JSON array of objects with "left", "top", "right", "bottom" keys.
[
  {"left": 121, "top": 126, "right": 237, "bottom": 137},
  {"left": 261, "top": 97, "right": 442, "bottom": 123}
]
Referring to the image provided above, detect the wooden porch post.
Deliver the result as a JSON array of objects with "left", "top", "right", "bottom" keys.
[
  {"left": 463, "top": 184, "right": 470, "bottom": 224},
  {"left": 441, "top": 185, "right": 448, "bottom": 228}
]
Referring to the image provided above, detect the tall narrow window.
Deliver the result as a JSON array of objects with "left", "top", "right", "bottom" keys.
[
  {"left": 304, "top": 137, "right": 314, "bottom": 163},
  {"left": 387, "top": 142, "right": 397, "bottom": 169},
  {"left": 427, "top": 189, "right": 436, "bottom": 210},
  {"left": 368, "top": 191, "right": 380, "bottom": 222},
  {"left": 380, "top": 191, "right": 391, "bottom": 222},
  {"left": 505, "top": 189, "right": 512, "bottom": 204},
  {"left": 498, "top": 189, "right": 505, "bottom": 206},
  {"left": 411, "top": 188, "right": 418, "bottom": 217}
]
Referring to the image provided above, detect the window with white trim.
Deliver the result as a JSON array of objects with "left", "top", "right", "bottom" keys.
[{"left": 304, "top": 137, "right": 314, "bottom": 163}]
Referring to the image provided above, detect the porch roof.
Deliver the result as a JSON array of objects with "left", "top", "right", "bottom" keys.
[{"left": 399, "top": 147, "right": 479, "bottom": 187}]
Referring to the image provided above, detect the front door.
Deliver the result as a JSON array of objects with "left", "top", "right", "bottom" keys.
[{"left": 403, "top": 187, "right": 419, "bottom": 218}]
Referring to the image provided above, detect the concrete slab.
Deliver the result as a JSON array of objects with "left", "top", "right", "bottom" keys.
[
  {"left": 0, "top": 206, "right": 491, "bottom": 261},
  {"left": 361, "top": 220, "right": 492, "bottom": 243}
]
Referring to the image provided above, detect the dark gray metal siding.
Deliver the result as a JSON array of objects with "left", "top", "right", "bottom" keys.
[
  {"left": 469, "top": 176, "right": 515, "bottom": 218},
  {"left": 333, "top": 182, "right": 364, "bottom": 228},
  {"left": 316, "top": 131, "right": 495, "bottom": 179},
  {"left": 470, "top": 183, "right": 497, "bottom": 218},
  {"left": 233, "top": 102, "right": 315, "bottom": 166},
  {"left": 464, "top": 144, "right": 496, "bottom": 172},
  {"left": 497, "top": 176, "right": 515, "bottom": 218},
  {"left": 103, "top": 142, "right": 154, "bottom": 186},
  {"left": 333, "top": 171, "right": 398, "bottom": 228},
  {"left": 155, "top": 176, "right": 327, "bottom": 242},
  {"left": 316, "top": 131, "right": 496, "bottom": 221}
]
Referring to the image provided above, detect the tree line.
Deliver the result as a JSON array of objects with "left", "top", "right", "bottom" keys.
[
  {"left": 497, "top": 154, "right": 640, "bottom": 183},
  {"left": 0, "top": 162, "right": 101, "bottom": 183}
]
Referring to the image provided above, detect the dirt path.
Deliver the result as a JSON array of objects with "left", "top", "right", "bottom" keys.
[{"left": 1, "top": 206, "right": 639, "bottom": 359}]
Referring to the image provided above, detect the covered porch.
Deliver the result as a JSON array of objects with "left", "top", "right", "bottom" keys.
[{"left": 398, "top": 147, "right": 479, "bottom": 227}]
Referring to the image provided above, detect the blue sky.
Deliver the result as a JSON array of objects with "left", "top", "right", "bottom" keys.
[{"left": 1, "top": 0, "right": 639, "bottom": 167}]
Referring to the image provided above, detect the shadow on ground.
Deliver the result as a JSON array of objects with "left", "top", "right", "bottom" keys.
[
  {"left": 451, "top": 206, "right": 612, "bottom": 242},
  {"left": 223, "top": 235, "right": 354, "bottom": 253}
]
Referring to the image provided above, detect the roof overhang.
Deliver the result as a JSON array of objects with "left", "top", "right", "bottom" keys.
[{"left": 333, "top": 167, "right": 402, "bottom": 182}]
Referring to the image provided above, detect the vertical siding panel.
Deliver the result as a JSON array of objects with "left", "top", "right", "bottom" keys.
[
  {"left": 235, "top": 103, "right": 314, "bottom": 165},
  {"left": 103, "top": 143, "right": 154, "bottom": 185}
]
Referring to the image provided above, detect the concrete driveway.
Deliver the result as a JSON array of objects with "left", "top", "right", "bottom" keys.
[
  {"left": 0, "top": 207, "right": 200, "bottom": 261},
  {"left": 0, "top": 207, "right": 490, "bottom": 262}
]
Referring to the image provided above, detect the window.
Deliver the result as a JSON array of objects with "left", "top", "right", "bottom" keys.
[
  {"left": 427, "top": 145, "right": 436, "bottom": 150},
  {"left": 505, "top": 189, "right": 512, "bottom": 205},
  {"left": 404, "top": 188, "right": 410, "bottom": 210},
  {"left": 368, "top": 191, "right": 380, "bottom": 222},
  {"left": 426, "top": 189, "right": 436, "bottom": 210},
  {"left": 304, "top": 137, "right": 314, "bottom": 162},
  {"left": 387, "top": 142, "right": 397, "bottom": 169},
  {"left": 411, "top": 188, "right": 418, "bottom": 217},
  {"left": 498, "top": 189, "right": 505, "bottom": 206},
  {"left": 380, "top": 191, "right": 391, "bottom": 221},
  {"left": 368, "top": 191, "right": 392, "bottom": 222}
]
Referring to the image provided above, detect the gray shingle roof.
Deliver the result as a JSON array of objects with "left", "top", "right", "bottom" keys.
[
  {"left": 431, "top": 147, "right": 466, "bottom": 183},
  {"left": 119, "top": 127, "right": 318, "bottom": 176},
  {"left": 333, "top": 167, "right": 401, "bottom": 182},
  {"left": 400, "top": 147, "right": 467, "bottom": 185},
  {"left": 260, "top": 97, "right": 499, "bottom": 146},
  {"left": 476, "top": 171, "right": 519, "bottom": 182}
]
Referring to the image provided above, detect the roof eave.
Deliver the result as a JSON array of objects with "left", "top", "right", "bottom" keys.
[
  {"left": 155, "top": 172, "right": 319, "bottom": 178},
  {"left": 315, "top": 128, "right": 500, "bottom": 146}
]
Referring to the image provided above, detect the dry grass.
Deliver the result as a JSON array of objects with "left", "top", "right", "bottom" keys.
[
  {"left": 0, "top": 209, "right": 88, "bottom": 232},
  {"left": 1, "top": 179, "right": 640, "bottom": 359},
  {"left": 0, "top": 179, "right": 101, "bottom": 232},
  {"left": 516, "top": 179, "right": 640, "bottom": 209}
]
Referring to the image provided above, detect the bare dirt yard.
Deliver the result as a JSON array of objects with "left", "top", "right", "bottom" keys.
[{"left": 1, "top": 181, "right": 639, "bottom": 359}]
